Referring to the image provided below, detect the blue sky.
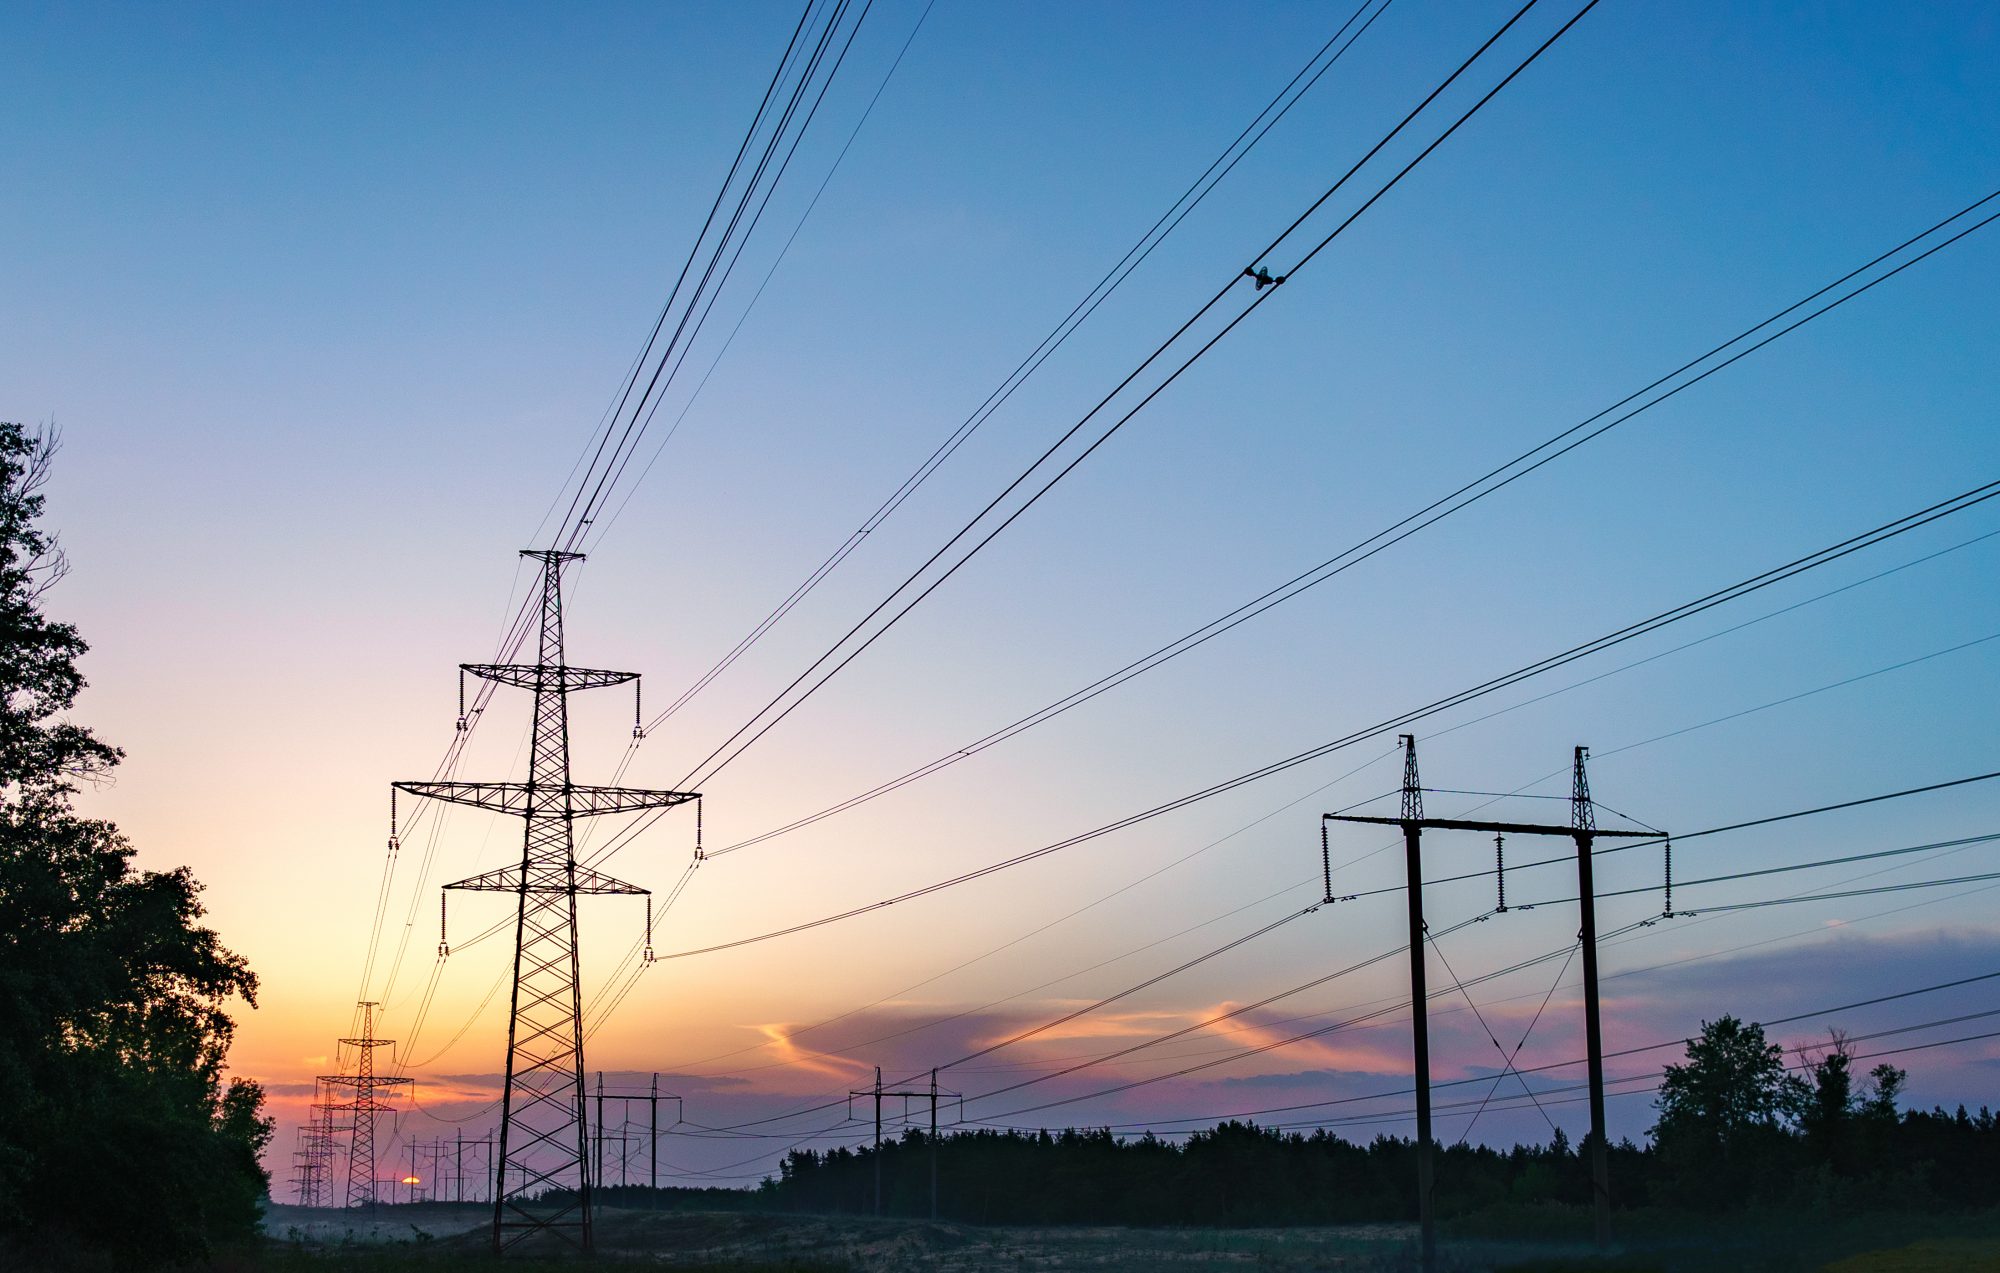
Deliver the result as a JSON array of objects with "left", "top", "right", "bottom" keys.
[{"left": 4, "top": 0, "right": 1999, "bottom": 1186}]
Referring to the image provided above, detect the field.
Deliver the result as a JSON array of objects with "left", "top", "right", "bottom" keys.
[{"left": 247, "top": 1204, "right": 2000, "bottom": 1272}]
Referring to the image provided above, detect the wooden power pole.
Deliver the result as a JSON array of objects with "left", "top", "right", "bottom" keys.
[{"left": 1328, "top": 739, "right": 1660, "bottom": 1265}]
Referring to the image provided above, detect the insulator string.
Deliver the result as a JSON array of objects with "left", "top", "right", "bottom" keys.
[
  {"left": 1663, "top": 837, "right": 1673, "bottom": 916},
  {"left": 1495, "top": 833, "right": 1507, "bottom": 912},
  {"left": 1320, "top": 820, "right": 1332, "bottom": 904}
]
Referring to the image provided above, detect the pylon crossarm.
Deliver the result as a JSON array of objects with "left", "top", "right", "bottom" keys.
[
  {"left": 462, "top": 662, "right": 638, "bottom": 692},
  {"left": 568, "top": 785, "right": 699, "bottom": 816},
  {"left": 322, "top": 1072, "right": 412, "bottom": 1087},
  {"left": 445, "top": 863, "right": 650, "bottom": 894},
  {"left": 399, "top": 779, "right": 697, "bottom": 818},
  {"left": 1327, "top": 813, "right": 1659, "bottom": 838}
]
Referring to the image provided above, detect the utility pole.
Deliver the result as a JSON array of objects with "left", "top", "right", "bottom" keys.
[
  {"left": 397, "top": 550, "right": 699, "bottom": 1255},
  {"left": 1571, "top": 746, "right": 1612, "bottom": 1247},
  {"left": 584, "top": 1075, "right": 679, "bottom": 1201},
  {"left": 1326, "top": 740, "right": 1659, "bottom": 1261},
  {"left": 852, "top": 1069, "right": 961, "bottom": 1220},
  {"left": 417, "top": 1139, "right": 454, "bottom": 1207},
  {"left": 849, "top": 1068, "right": 885, "bottom": 1215},
  {"left": 1397, "top": 736, "right": 1435, "bottom": 1273}
]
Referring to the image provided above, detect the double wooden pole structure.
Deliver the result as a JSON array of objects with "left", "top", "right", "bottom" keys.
[
  {"left": 1328, "top": 737, "right": 1660, "bottom": 1270},
  {"left": 589, "top": 1072, "right": 681, "bottom": 1196},
  {"left": 853, "top": 1067, "right": 962, "bottom": 1219}
]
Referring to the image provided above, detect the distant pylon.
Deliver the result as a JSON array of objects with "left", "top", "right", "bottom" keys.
[
  {"left": 291, "top": 1079, "right": 346, "bottom": 1206},
  {"left": 320, "top": 1001, "right": 411, "bottom": 1210},
  {"left": 397, "top": 550, "right": 697, "bottom": 1254}
]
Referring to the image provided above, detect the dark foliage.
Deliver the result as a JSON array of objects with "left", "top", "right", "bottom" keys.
[
  {"left": 0, "top": 423, "right": 271, "bottom": 1268},
  {"left": 752, "top": 1018, "right": 1999, "bottom": 1225}
]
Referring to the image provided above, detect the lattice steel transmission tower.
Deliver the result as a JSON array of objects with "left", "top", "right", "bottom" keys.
[
  {"left": 397, "top": 549, "right": 697, "bottom": 1254},
  {"left": 290, "top": 1079, "right": 345, "bottom": 1206},
  {"left": 321, "top": 1001, "right": 412, "bottom": 1210}
]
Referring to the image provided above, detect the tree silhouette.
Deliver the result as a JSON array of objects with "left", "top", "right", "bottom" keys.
[{"left": 0, "top": 423, "right": 270, "bottom": 1267}]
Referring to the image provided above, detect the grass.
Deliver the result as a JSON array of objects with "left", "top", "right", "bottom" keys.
[
  {"left": 228, "top": 1251, "right": 847, "bottom": 1273},
  {"left": 236, "top": 1204, "right": 2000, "bottom": 1272}
]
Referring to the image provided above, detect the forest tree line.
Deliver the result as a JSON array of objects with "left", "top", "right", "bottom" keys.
[{"left": 747, "top": 1017, "right": 2000, "bottom": 1225}]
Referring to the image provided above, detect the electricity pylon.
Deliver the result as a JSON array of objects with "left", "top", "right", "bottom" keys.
[
  {"left": 397, "top": 549, "right": 697, "bottom": 1254},
  {"left": 291, "top": 1081, "right": 346, "bottom": 1206},
  {"left": 321, "top": 1001, "right": 411, "bottom": 1210}
]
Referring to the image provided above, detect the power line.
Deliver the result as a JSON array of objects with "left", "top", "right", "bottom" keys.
[
  {"left": 649, "top": 480, "right": 2000, "bottom": 959},
  {"left": 671, "top": 0, "right": 1593, "bottom": 793},
  {"left": 337, "top": 0, "right": 885, "bottom": 1069},
  {"left": 709, "top": 187, "right": 2000, "bottom": 856},
  {"left": 634, "top": 0, "right": 1393, "bottom": 731},
  {"left": 1036, "top": 969, "right": 2000, "bottom": 1134},
  {"left": 567, "top": 613, "right": 1999, "bottom": 1152},
  {"left": 552, "top": 0, "right": 863, "bottom": 550},
  {"left": 920, "top": 808, "right": 2000, "bottom": 1113},
  {"left": 545, "top": 0, "right": 820, "bottom": 550},
  {"left": 708, "top": 861, "right": 2000, "bottom": 1141},
  {"left": 980, "top": 1020, "right": 2000, "bottom": 1140},
  {"left": 968, "top": 889, "right": 1999, "bottom": 1127},
  {"left": 564, "top": 0, "right": 881, "bottom": 548},
  {"left": 653, "top": 537, "right": 1998, "bottom": 1086},
  {"left": 584, "top": 0, "right": 942, "bottom": 553},
  {"left": 637, "top": 867, "right": 2000, "bottom": 1176}
]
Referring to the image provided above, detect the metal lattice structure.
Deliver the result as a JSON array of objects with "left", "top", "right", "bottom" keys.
[
  {"left": 398, "top": 550, "right": 696, "bottom": 1254},
  {"left": 320, "top": 1001, "right": 411, "bottom": 1210},
  {"left": 290, "top": 1082, "right": 346, "bottom": 1207}
]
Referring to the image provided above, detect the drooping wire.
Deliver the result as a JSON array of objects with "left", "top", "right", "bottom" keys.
[
  {"left": 545, "top": 0, "right": 822, "bottom": 549},
  {"left": 672, "top": 0, "right": 1580, "bottom": 794},
  {"left": 561, "top": 0, "right": 876, "bottom": 551},
  {"left": 663, "top": 746, "right": 1397, "bottom": 1081},
  {"left": 635, "top": 0, "right": 1391, "bottom": 731},
  {"left": 648, "top": 485, "right": 2000, "bottom": 959},
  {"left": 700, "top": 186, "right": 2000, "bottom": 858},
  {"left": 336, "top": 0, "right": 866, "bottom": 1071}
]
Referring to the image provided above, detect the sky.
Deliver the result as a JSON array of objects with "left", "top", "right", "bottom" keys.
[{"left": 4, "top": 0, "right": 1999, "bottom": 1195}]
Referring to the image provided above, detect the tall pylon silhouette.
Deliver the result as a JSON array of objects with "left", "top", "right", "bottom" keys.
[
  {"left": 320, "top": 1001, "right": 410, "bottom": 1210},
  {"left": 397, "top": 550, "right": 697, "bottom": 1254}
]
